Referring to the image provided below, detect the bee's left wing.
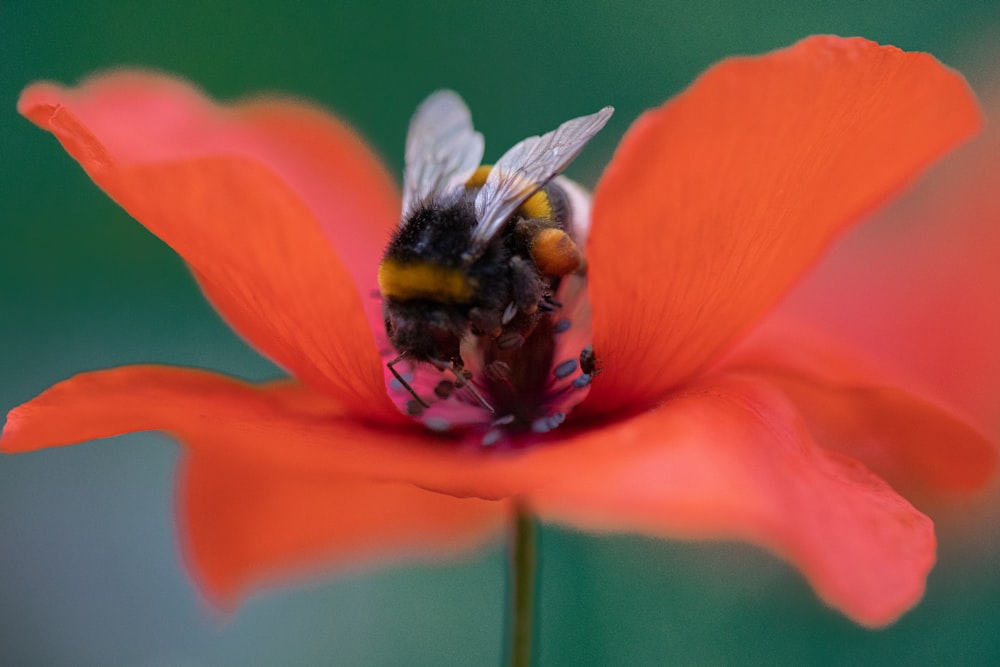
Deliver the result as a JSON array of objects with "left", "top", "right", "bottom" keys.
[
  {"left": 402, "top": 90, "right": 485, "bottom": 219},
  {"left": 468, "top": 106, "right": 614, "bottom": 258}
]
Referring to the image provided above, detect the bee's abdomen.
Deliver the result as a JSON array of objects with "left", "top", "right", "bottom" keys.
[{"left": 466, "top": 166, "right": 556, "bottom": 222}]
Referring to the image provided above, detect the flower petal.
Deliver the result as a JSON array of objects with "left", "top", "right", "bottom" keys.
[
  {"left": 18, "top": 71, "right": 400, "bottom": 295},
  {"left": 585, "top": 36, "right": 982, "bottom": 416},
  {"left": 0, "top": 365, "right": 573, "bottom": 500},
  {"left": 179, "top": 452, "right": 503, "bottom": 606},
  {"left": 0, "top": 366, "right": 679, "bottom": 504},
  {"left": 18, "top": 74, "right": 400, "bottom": 419},
  {"left": 532, "top": 374, "right": 936, "bottom": 627},
  {"left": 2, "top": 368, "right": 501, "bottom": 604},
  {"left": 0, "top": 364, "right": 936, "bottom": 625},
  {"left": 778, "top": 91, "right": 1000, "bottom": 436},
  {"left": 723, "top": 320, "right": 998, "bottom": 504}
]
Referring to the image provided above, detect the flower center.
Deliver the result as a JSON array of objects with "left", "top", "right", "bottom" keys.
[{"left": 381, "top": 271, "right": 594, "bottom": 446}]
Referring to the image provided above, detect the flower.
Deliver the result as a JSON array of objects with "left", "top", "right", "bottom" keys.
[{"left": 2, "top": 36, "right": 996, "bottom": 628}]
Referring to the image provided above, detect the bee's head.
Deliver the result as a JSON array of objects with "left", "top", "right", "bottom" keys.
[{"left": 383, "top": 299, "right": 462, "bottom": 364}]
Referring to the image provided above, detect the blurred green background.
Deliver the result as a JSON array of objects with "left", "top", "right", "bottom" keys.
[{"left": 2, "top": 1, "right": 999, "bottom": 665}]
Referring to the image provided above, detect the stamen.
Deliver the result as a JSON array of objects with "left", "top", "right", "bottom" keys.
[
  {"left": 425, "top": 417, "right": 451, "bottom": 433},
  {"left": 482, "top": 429, "right": 504, "bottom": 447},
  {"left": 433, "top": 359, "right": 495, "bottom": 413},
  {"left": 553, "top": 359, "right": 578, "bottom": 379},
  {"left": 530, "top": 412, "right": 565, "bottom": 434},
  {"left": 579, "top": 344, "right": 597, "bottom": 375},
  {"left": 492, "top": 414, "right": 517, "bottom": 427},
  {"left": 484, "top": 360, "right": 512, "bottom": 382},
  {"left": 502, "top": 302, "right": 518, "bottom": 325},
  {"left": 553, "top": 319, "right": 571, "bottom": 333},
  {"left": 497, "top": 332, "right": 525, "bottom": 350}
]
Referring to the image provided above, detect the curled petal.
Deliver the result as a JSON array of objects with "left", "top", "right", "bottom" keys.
[
  {"left": 179, "top": 452, "right": 503, "bottom": 606},
  {"left": 532, "top": 375, "right": 937, "bottom": 627},
  {"left": 723, "top": 320, "right": 998, "bottom": 505},
  {"left": 585, "top": 36, "right": 982, "bottom": 416},
  {"left": 18, "top": 74, "right": 400, "bottom": 419}
]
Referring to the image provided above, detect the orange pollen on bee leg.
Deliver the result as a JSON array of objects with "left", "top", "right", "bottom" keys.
[
  {"left": 378, "top": 260, "right": 476, "bottom": 302},
  {"left": 530, "top": 228, "right": 583, "bottom": 276}
]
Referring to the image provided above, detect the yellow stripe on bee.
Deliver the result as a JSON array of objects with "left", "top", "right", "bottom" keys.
[
  {"left": 466, "top": 165, "right": 553, "bottom": 220},
  {"left": 378, "top": 259, "right": 476, "bottom": 303},
  {"left": 466, "top": 165, "right": 492, "bottom": 188}
]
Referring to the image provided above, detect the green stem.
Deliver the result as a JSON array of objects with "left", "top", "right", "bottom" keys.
[{"left": 507, "top": 503, "right": 537, "bottom": 667}]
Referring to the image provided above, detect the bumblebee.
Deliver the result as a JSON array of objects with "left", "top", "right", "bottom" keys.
[{"left": 379, "top": 91, "right": 613, "bottom": 412}]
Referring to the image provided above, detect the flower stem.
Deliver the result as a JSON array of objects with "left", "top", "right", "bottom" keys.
[{"left": 507, "top": 503, "right": 537, "bottom": 667}]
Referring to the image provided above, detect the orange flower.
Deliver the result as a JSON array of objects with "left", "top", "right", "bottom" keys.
[{"left": 3, "top": 36, "right": 996, "bottom": 628}]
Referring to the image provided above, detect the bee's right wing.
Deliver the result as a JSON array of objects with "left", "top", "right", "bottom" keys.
[
  {"left": 468, "top": 106, "right": 613, "bottom": 259},
  {"left": 401, "top": 90, "right": 485, "bottom": 218}
]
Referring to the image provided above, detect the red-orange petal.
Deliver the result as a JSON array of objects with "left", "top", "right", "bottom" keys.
[
  {"left": 0, "top": 365, "right": 582, "bottom": 500},
  {"left": 178, "top": 451, "right": 503, "bottom": 606},
  {"left": 1, "top": 364, "right": 937, "bottom": 624},
  {"left": 722, "top": 320, "right": 998, "bottom": 505},
  {"left": 18, "top": 72, "right": 400, "bottom": 297},
  {"left": 18, "top": 74, "right": 400, "bottom": 419},
  {"left": 532, "top": 373, "right": 937, "bottom": 627},
  {"left": 585, "top": 36, "right": 982, "bottom": 416},
  {"left": 778, "top": 90, "right": 1000, "bottom": 436}
]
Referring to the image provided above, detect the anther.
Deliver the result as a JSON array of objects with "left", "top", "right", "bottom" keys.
[
  {"left": 501, "top": 302, "right": 518, "bottom": 325},
  {"left": 553, "top": 359, "right": 578, "bottom": 379},
  {"left": 492, "top": 414, "right": 517, "bottom": 427},
  {"left": 432, "top": 359, "right": 495, "bottom": 413},
  {"left": 579, "top": 345, "right": 597, "bottom": 375},
  {"left": 484, "top": 360, "right": 512, "bottom": 382},
  {"left": 497, "top": 332, "right": 525, "bottom": 350},
  {"left": 482, "top": 429, "right": 504, "bottom": 447},
  {"left": 434, "top": 380, "right": 455, "bottom": 398},
  {"left": 425, "top": 417, "right": 451, "bottom": 432}
]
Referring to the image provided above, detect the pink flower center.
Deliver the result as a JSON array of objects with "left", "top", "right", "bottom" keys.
[{"left": 380, "top": 271, "right": 594, "bottom": 446}]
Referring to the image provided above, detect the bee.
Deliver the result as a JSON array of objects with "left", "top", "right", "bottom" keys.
[{"left": 378, "top": 91, "right": 613, "bottom": 413}]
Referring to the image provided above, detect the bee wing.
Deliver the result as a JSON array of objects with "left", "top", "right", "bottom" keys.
[
  {"left": 402, "top": 90, "right": 485, "bottom": 218},
  {"left": 470, "top": 106, "right": 614, "bottom": 253}
]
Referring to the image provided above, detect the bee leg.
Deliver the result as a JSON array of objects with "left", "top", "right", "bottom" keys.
[
  {"left": 387, "top": 354, "right": 430, "bottom": 409},
  {"left": 529, "top": 227, "right": 584, "bottom": 276},
  {"left": 431, "top": 358, "right": 495, "bottom": 413},
  {"left": 469, "top": 307, "right": 502, "bottom": 337},
  {"left": 509, "top": 255, "right": 543, "bottom": 315}
]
